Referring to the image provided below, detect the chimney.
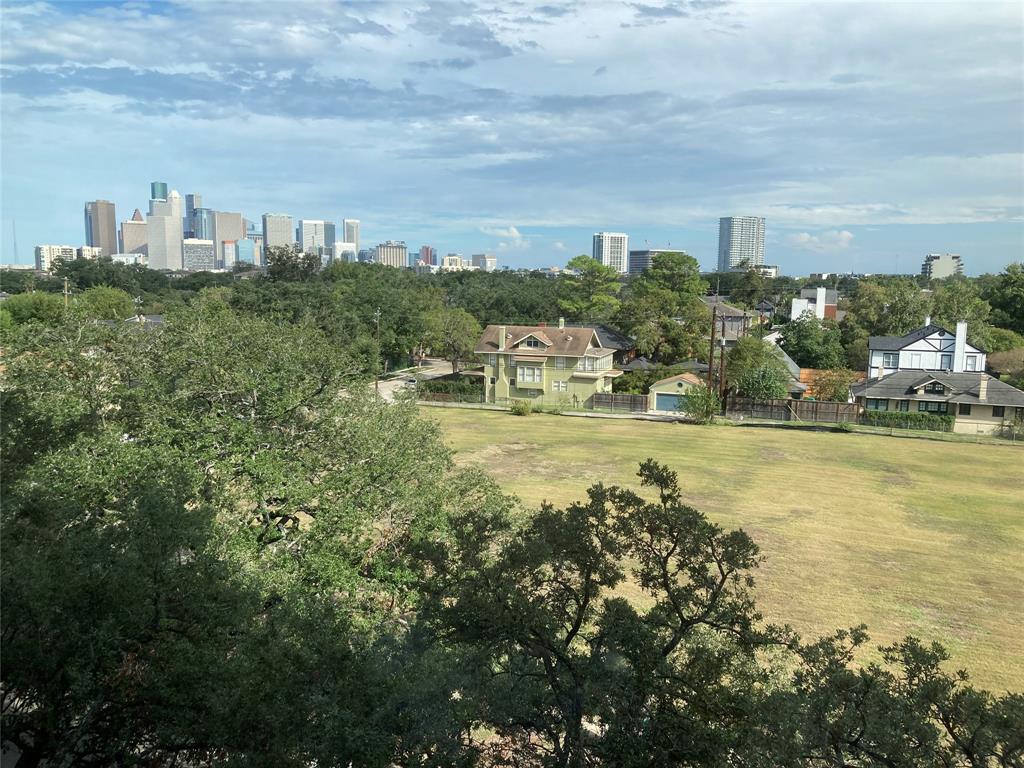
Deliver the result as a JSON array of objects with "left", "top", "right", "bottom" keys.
[
  {"left": 875, "top": 365, "right": 884, "bottom": 380},
  {"left": 558, "top": 317, "right": 565, "bottom": 329},
  {"left": 953, "top": 321, "right": 967, "bottom": 372},
  {"left": 498, "top": 325, "right": 506, "bottom": 351},
  {"left": 924, "top": 314, "right": 931, "bottom": 326},
  {"left": 815, "top": 286, "right": 827, "bottom": 320},
  {"left": 978, "top": 375, "right": 988, "bottom": 402}
]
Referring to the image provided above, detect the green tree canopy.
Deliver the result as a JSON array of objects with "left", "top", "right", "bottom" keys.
[
  {"left": 424, "top": 306, "right": 482, "bottom": 373},
  {"left": 780, "top": 312, "right": 846, "bottom": 369},
  {"left": 75, "top": 285, "right": 136, "bottom": 320},
  {"left": 2, "top": 291, "right": 65, "bottom": 326},
  {"left": 558, "top": 254, "right": 623, "bottom": 322}
]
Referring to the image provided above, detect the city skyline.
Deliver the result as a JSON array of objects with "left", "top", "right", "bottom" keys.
[{"left": 2, "top": 1, "right": 1022, "bottom": 275}]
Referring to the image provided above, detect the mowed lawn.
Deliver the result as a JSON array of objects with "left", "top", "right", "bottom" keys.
[{"left": 424, "top": 408, "right": 1024, "bottom": 692}]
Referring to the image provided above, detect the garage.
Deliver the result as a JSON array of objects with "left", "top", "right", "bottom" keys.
[
  {"left": 648, "top": 372, "right": 704, "bottom": 412},
  {"left": 655, "top": 392, "right": 685, "bottom": 412}
]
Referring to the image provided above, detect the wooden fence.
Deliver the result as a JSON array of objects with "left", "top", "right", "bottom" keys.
[
  {"left": 592, "top": 392, "right": 649, "bottom": 412},
  {"left": 726, "top": 396, "right": 859, "bottom": 424}
]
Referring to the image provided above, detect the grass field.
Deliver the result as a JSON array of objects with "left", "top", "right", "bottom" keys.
[{"left": 424, "top": 407, "right": 1024, "bottom": 692}]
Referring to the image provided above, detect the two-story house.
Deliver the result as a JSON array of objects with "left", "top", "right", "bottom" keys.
[
  {"left": 851, "top": 320, "right": 1024, "bottom": 434},
  {"left": 474, "top": 320, "right": 622, "bottom": 406}
]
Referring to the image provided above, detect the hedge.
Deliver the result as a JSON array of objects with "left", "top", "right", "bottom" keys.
[{"left": 861, "top": 409, "right": 955, "bottom": 431}]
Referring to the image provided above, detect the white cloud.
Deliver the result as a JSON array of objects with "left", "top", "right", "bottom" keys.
[{"left": 786, "top": 230, "right": 855, "bottom": 253}]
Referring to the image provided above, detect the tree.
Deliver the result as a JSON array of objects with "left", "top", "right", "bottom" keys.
[
  {"left": 638, "top": 250, "right": 706, "bottom": 298},
  {"left": 424, "top": 306, "right": 482, "bottom": 373},
  {"left": 810, "top": 368, "right": 858, "bottom": 402},
  {"left": 981, "top": 262, "right": 1024, "bottom": 335},
  {"left": 681, "top": 382, "right": 720, "bottom": 422},
  {"left": 2, "top": 291, "right": 65, "bottom": 326},
  {"left": 266, "top": 243, "right": 320, "bottom": 281},
  {"left": 76, "top": 285, "right": 136, "bottom": 320},
  {"left": 558, "top": 254, "right": 622, "bottom": 322},
  {"left": 729, "top": 267, "right": 769, "bottom": 308},
  {"left": 931, "top": 278, "right": 993, "bottom": 349},
  {"left": 779, "top": 312, "right": 845, "bottom": 369},
  {"left": 736, "top": 365, "right": 789, "bottom": 400},
  {"left": 727, "top": 336, "right": 791, "bottom": 387},
  {"left": 882, "top": 280, "right": 932, "bottom": 336}
]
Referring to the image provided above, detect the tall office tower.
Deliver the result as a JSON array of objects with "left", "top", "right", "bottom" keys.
[
  {"left": 299, "top": 220, "right": 327, "bottom": 254},
  {"left": 323, "top": 221, "right": 336, "bottom": 249},
  {"left": 262, "top": 213, "right": 294, "bottom": 249},
  {"left": 151, "top": 181, "right": 168, "bottom": 201},
  {"left": 84, "top": 199, "right": 118, "bottom": 256},
  {"left": 184, "top": 193, "right": 202, "bottom": 236},
  {"left": 192, "top": 208, "right": 216, "bottom": 240},
  {"left": 34, "top": 245, "right": 77, "bottom": 272},
  {"left": 627, "top": 248, "right": 685, "bottom": 276},
  {"left": 212, "top": 211, "right": 244, "bottom": 265},
  {"left": 358, "top": 248, "right": 374, "bottom": 263},
  {"left": 374, "top": 240, "right": 408, "bottom": 268},
  {"left": 120, "top": 208, "right": 148, "bottom": 255},
  {"left": 147, "top": 191, "right": 184, "bottom": 270},
  {"left": 471, "top": 253, "right": 497, "bottom": 272},
  {"left": 343, "top": 219, "right": 360, "bottom": 252},
  {"left": 182, "top": 239, "right": 216, "bottom": 271},
  {"left": 921, "top": 253, "right": 963, "bottom": 279},
  {"left": 717, "top": 216, "right": 765, "bottom": 271},
  {"left": 419, "top": 245, "right": 437, "bottom": 265},
  {"left": 236, "top": 238, "right": 256, "bottom": 265},
  {"left": 592, "top": 232, "right": 629, "bottom": 274}
]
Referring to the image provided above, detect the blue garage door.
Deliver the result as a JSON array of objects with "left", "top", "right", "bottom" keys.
[{"left": 655, "top": 392, "right": 683, "bottom": 412}]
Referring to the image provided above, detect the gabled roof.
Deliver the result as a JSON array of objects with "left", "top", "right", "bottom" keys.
[
  {"left": 852, "top": 371, "right": 1024, "bottom": 407},
  {"left": 578, "top": 324, "right": 635, "bottom": 352},
  {"left": 868, "top": 324, "right": 950, "bottom": 352},
  {"left": 511, "top": 329, "right": 553, "bottom": 347},
  {"left": 475, "top": 324, "right": 608, "bottom": 357},
  {"left": 621, "top": 356, "right": 656, "bottom": 371},
  {"left": 651, "top": 372, "right": 704, "bottom": 388}
]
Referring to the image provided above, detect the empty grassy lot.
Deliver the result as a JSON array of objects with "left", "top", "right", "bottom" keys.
[{"left": 425, "top": 408, "right": 1024, "bottom": 692}]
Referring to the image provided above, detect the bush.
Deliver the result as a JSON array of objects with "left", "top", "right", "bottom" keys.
[
  {"left": 418, "top": 374, "right": 483, "bottom": 396},
  {"left": 684, "top": 385, "right": 720, "bottom": 424},
  {"left": 510, "top": 400, "right": 532, "bottom": 416},
  {"left": 861, "top": 409, "right": 954, "bottom": 431},
  {"left": 834, "top": 421, "right": 855, "bottom": 433}
]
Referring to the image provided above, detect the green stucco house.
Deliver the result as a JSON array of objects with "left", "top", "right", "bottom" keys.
[{"left": 474, "top": 320, "right": 622, "bottom": 406}]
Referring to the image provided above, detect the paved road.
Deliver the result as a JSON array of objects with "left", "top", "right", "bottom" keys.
[{"left": 376, "top": 359, "right": 454, "bottom": 402}]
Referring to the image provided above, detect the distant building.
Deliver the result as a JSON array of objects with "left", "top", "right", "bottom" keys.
[
  {"left": 34, "top": 245, "right": 77, "bottom": 272},
  {"left": 471, "top": 253, "right": 497, "bottom": 272},
  {"left": 183, "top": 239, "right": 216, "bottom": 271},
  {"left": 375, "top": 241, "right": 408, "bottom": 268},
  {"left": 343, "top": 219, "right": 360, "bottom": 252},
  {"left": 358, "top": 248, "right": 374, "bottom": 263},
  {"left": 592, "top": 232, "right": 629, "bottom": 274},
  {"left": 330, "top": 241, "right": 358, "bottom": 263},
  {"left": 790, "top": 286, "right": 841, "bottom": 321},
  {"left": 184, "top": 193, "right": 202, "bottom": 237},
  {"left": 262, "top": 213, "right": 294, "bottom": 249},
  {"left": 299, "top": 220, "right": 328, "bottom": 255},
  {"left": 151, "top": 181, "right": 168, "bottom": 201},
  {"left": 213, "top": 211, "right": 244, "bottom": 265},
  {"left": 84, "top": 199, "right": 117, "bottom": 256},
  {"left": 148, "top": 194, "right": 184, "bottom": 271},
  {"left": 120, "top": 208, "right": 148, "bottom": 256},
  {"left": 717, "top": 216, "right": 765, "bottom": 271},
  {"left": 110, "top": 252, "right": 147, "bottom": 266},
  {"left": 419, "top": 245, "right": 437, "bottom": 265},
  {"left": 235, "top": 238, "right": 256, "bottom": 265},
  {"left": 753, "top": 264, "right": 780, "bottom": 278},
  {"left": 921, "top": 253, "right": 963, "bottom": 279},
  {"left": 77, "top": 246, "right": 103, "bottom": 259},
  {"left": 627, "top": 248, "right": 685, "bottom": 276},
  {"left": 441, "top": 253, "right": 466, "bottom": 271}
]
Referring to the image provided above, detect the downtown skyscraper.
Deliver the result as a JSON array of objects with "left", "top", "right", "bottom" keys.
[
  {"left": 263, "top": 213, "right": 294, "bottom": 249},
  {"left": 84, "top": 199, "right": 117, "bottom": 256}
]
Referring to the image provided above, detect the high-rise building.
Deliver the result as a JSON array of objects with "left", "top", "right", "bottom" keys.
[
  {"left": 471, "top": 253, "right": 497, "bottom": 272},
  {"left": 358, "top": 248, "right": 374, "bottom": 263},
  {"left": 213, "top": 211, "right": 244, "bottom": 266},
  {"left": 921, "top": 253, "right": 963, "bottom": 279},
  {"left": 262, "top": 213, "right": 294, "bottom": 249},
  {"left": 184, "top": 193, "right": 202, "bottom": 237},
  {"left": 120, "top": 208, "right": 148, "bottom": 256},
  {"left": 374, "top": 240, "right": 408, "bottom": 268},
  {"left": 151, "top": 181, "right": 168, "bottom": 201},
  {"left": 77, "top": 246, "right": 103, "bottom": 259},
  {"left": 299, "top": 220, "right": 328, "bottom": 254},
  {"left": 323, "top": 221, "right": 336, "bottom": 249},
  {"left": 592, "top": 232, "right": 629, "bottom": 274},
  {"left": 419, "top": 245, "right": 437, "bottom": 265},
  {"left": 332, "top": 242, "right": 358, "bottom": 263},
  {"left": 717, "top": 216, "right": 765, "bottom": 272},
  {"left": 441, "top": 253, "right": 466, "bottom": 271},
  {"left": 627, "top": 248, "right": 686, "bottom": 276},
  {"left": 343, "top": 219, "right": 360, "bottom": 252},
  {"left": 148, "top": 193, "right": 185, "bottom": 271},
  {"left": 34, "top": 245, "right": 77, "bottom": 272},
  {"left": 236, "top": 238, "right": 256, "bottom": 265},
  {"left": 84, "top": 199, "right": 117, "bottom": 256},
  {"left": 192, "top": 208, "right": 216, "bottom": 240},
  {"left": 182, "top": 239, "right": 216, "bottom": 271}
]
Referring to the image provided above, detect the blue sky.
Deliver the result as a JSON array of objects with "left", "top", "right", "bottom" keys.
[{"left": 1, "top": 0, "right": 1022, "bottom": 274}]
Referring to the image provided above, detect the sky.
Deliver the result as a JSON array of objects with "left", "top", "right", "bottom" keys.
[{"left": 1, "top": 0, "right": 1022, "bottom": 275}]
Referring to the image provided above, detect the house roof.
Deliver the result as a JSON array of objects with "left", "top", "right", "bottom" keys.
[
  {"left": 621, "top": 356, "right": 656, "bottom": 371},
  {"left": 677, "top": 359, "right": 711, "bottom": 373},
  {"left": 651, "top": 372, "right": 704, "bottom": 388},
  {"left": 868, "top": 324, "right": 950, "bottom": 352},
  {"left": 701, "top": 295, "right": 754, "bottom": 318},
  {"left": 475, "top": 324, "right": 609, "bottom": 357},
  {"left": 851, "top": 370, "right": 1024, "bottom": 407}
]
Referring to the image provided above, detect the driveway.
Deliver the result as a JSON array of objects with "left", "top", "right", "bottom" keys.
[{"left": 376, "top": 359, "right": 455, "bottom": 402}]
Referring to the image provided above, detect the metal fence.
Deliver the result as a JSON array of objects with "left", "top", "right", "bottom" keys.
[{"left": 726, "top": 396, "right": 860, "bottom": 424}]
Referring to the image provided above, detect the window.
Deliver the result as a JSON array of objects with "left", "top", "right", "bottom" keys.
[
  {"left": 552, "top": 380, "right": 568, "bottom": 392},
  {"left": 958, "top": 403, "right": 972, "bottom": 415},
  {"left": 918, "top": 401, "right": 948, "bottom": 413},
  {"left": 518, "top": 366, "right": 543, "bottom": 384},
  {"left": 576, "top": 356, "right": 597, "bottom": 372},
  {"left": 966, "top": 355, "right": 978, "bottom": 371},
  {"left": 488, "top": 354, "right": 496, "bottom": 366},
  {"left": 898, "top": 400, "right": 910, "bottom": 412},
  {"left": 509, "top": 378, "right": 516, "bottom": 387},
  {"left": 924, "top": 382, "right": 945, "bottom": 394},
  {"left": 993, "top": 406, "right": 1005, "bottom": 418},
  {"left": 555, "top": 356, "right": 565, "bottom": 369},
  {"left": 489, "top": 377, "right": 496, "bottom": 385},
  {"left": 522, "top": 337, "right": 542, "bottom": 348},
  {"left": 940, "top": 354, "right": 952, "bottom": 370},
  {"left": 882, "top": 352, "right": 899, "bottom": 368},
  {"left": 866, "top": 398, "right": 888, "bottom": 411}
]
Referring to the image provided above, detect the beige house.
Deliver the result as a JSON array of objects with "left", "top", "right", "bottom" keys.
[
  {"left": 475, "top": 320, "right": 622, "bottom": 406},
  {"left": 648, "top": 373, "right": 704, "bottom": 413}
]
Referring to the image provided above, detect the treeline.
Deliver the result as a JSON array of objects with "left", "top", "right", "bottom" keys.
[{"left": 2, "top": 299, "right": 1021, "bottom": 765}]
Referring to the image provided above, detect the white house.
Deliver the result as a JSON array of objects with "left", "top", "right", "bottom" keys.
[{"left": 866, "top": 320, "right": 984, "bottom": 379}]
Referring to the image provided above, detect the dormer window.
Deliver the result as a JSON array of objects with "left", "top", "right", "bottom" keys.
[
  {"left": 522, "top": 337, "right": 542, "bottom": 348},
  {"left": 924, "top": 382, "right": 945, "bottom": 394}
]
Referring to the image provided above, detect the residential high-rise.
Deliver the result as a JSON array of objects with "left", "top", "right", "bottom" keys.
[
  {"left": 182, "top": 239, "right": 216, "bottom": 271},
  {"left": 262, "top": 213, "right": 294, "bottom": 249},
  {"left": 184, "top": 193, "right": 202, "bottom": 236},
  {"left": 120, "top": 208, "right": 148, "bottom": 256},
  {"left": 441, "top": 253, "right": 466, "bottom": 271},
  {"left": 592, "top": 232, "right": 629, "bottom": 274},
  {"left": 374, "top": 240, "right": 408, "bottom": 268},
  {"left": 717, "top": 216, "right": 765, "bottom": 271},
  {"left": 34, "top": 245, "right": 77, "bottom": 272},
  {"left": 151, "top": 181, "right": 168, "bottom": 201},
  {"left": 343, "top": 219, "right": 360, "bottom": 252},
  {"left": 627, "top": 248, "right": 685, "bottom": 276},
  {"left": 921, "top": 253, "right": 963, "bottom": 279},
  {"left": 84, "top": 199, "right": 117, "bottom": 256},
  {"left": 299, "top": 220, "right": 328, "bottom": 254},
  {"left": 418, "top": 245, "right": 437, "bottom": 265},
  {"left": 471, "top": 253, "right": 497, "bottom": 272}
]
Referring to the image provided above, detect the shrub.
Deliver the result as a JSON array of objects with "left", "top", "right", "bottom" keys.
[
  {"left": 684, "top": 385, "right": 720, "bottom": 424},
  {"left": 510, "top": 400, "right": 532, "bottom": 416},
  {"left": 834, "top": 421, "right": 855, "bottom": 433},
  {"left": 418, "top": 374, "right": 483, "bottom": 397},
  {"left": 811, "top": 368, "right": 859, "bottom": 402},
  {"left": 861, "top": 409, "right": 954, "bottom": 431}
]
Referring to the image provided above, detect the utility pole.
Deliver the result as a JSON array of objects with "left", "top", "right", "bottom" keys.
[
  {"left": 373, "top": 307, "right": 382, "bottom": 396},
  {"left": 708, "top": 304, "right": 718, "bottom": 389},
  {"left": 63, "top": 276, "right": 70, "bottom": 310}
]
